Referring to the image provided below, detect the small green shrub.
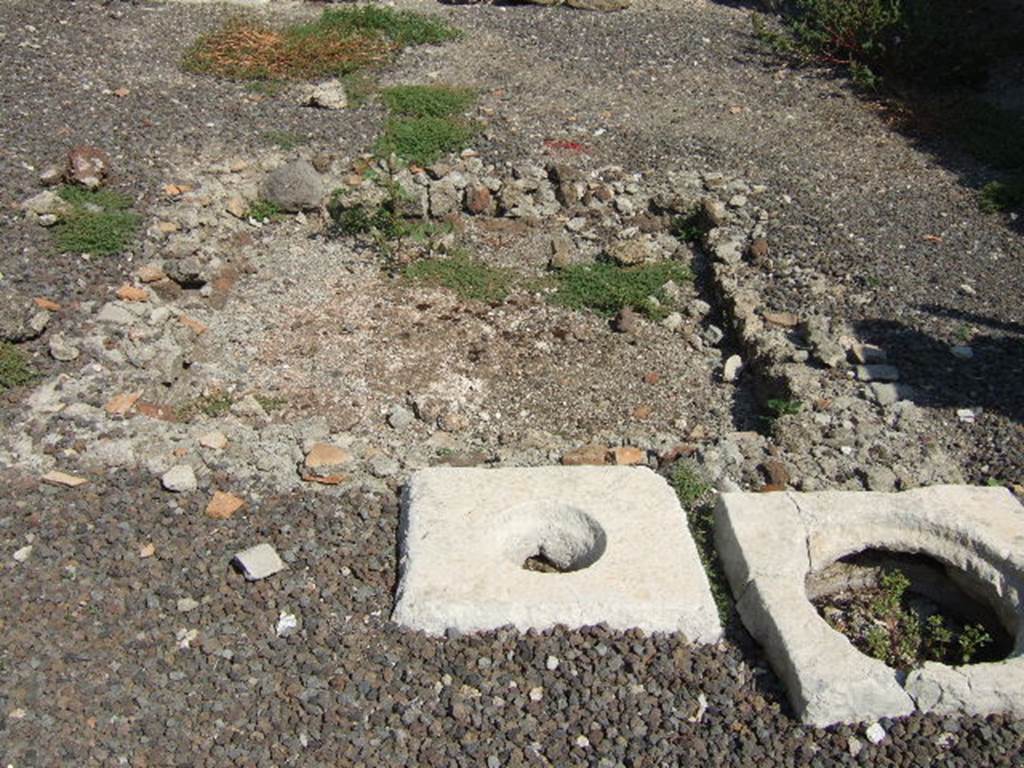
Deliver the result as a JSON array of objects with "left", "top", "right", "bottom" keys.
[
  {"left": 669, "top": 208, "right": 712, "bottom": 244},
  {"left": 316, "top": 6, "right": 460, "bottom": 47},
  {"left": 671, "top": 461, "right": 711, "bottom": 509},
  {"left": 0, "top": 342, "right": 34, "bottom": 392},
  {"left": 959, "top": 623, "right": 993, "bottom": 664},
  {"left": 979, "top": 179, "right": 1024, "bottom": 214},
  {"left": 765, "top": 398, "right": 803, "bottom": 418},
  {"left": 246, "top": 199, "right": 283, "bottom": 221},
  {"left": 375, "top": 115, "right": 477, "bottom": 167},
  {"left": 405, "top": 254, "right": 513, "bottom": 303},
  {"left": 552, "top": 261, "right": 693, "bottom": 319},
  {"left": 381, "top": 84, "right": 476, "bottom": 118},
  {"left": 53, "top": 185, "right": 140, "bottom": 256}
]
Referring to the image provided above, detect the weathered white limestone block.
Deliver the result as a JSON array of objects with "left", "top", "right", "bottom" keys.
[
  {"left": 393, "top": 466, "right": 723, "bottom": 641},
  {"left": 716, "top": 485, "right": 1024, "bottom": 726}
]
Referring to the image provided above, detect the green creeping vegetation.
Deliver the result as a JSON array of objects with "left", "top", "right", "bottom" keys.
[
  {"left": 245, "top": 199, "right": 283, "bottom": 222},
  {"left": 850, "top": 569, "right": 993, "bottom": 670},
  {"left": 262, "top": 129, "right": 306, "bottom": 150},
  {"left": 551, "top": 261, "right": 693, "bottom": 320},
  {"left": 381, "top": 85, "right": 476, "bottom": 119},
  {"left": 376, "top": 84, "right": 478, "bottom": 166},
  {"left": 404, "top": 253, "right": 514, "bottom": 303},
  {"left": 671, "top": 462, "right": 731, "bottom": 621},
  {"left": 669, "top": 208, "right": 712, "bottom": 244},
  {"left": 765, "top": 397, "right": 803, "bottom": 419},
  {"left": 177, "top": 391, "right": 234, "bottom": 421},
  {"left": 184, "top": 6, "right": 460, "bottom": 82},
  {"left": 54, "top": 185, "right": 141, "bottom": 256},
  {"left": 0, "top": 342, "right": 35, "bottom": 392},
  {"left": 980, "top": 179, "right": 1024, "bottom": 215},
  {"left": 375, "top": 117, "right": 476, "bottom": 167}
]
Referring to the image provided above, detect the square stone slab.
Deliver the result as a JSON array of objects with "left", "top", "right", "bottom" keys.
[
  {"left": 392, "top": 466, "right": 723, "bottom": 641},
  {"left": 715, "top": 485, "right": 1024, "bottom": 726}
]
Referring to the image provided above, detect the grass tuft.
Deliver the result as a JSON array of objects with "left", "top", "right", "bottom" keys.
[
  {"left": 54, "top": 185, "right": 140, "bottom": 256},
  {"left": 184, "top": 8, "right": 458, "bottom": 81},
  {"left": 375, "top": 116, "right": 477, "bottom": 167},
  {"left": 405, "top": 254, "right": 513, "bottom": 303},
  {"left": 551, "top": 261, "right": 692, "bottom": 319},
  {"left": 381, "top": 84, "right": 476, "bottom": 118},
  {"left": 0, "top": 342, "right": 35, "bottom": 392}
]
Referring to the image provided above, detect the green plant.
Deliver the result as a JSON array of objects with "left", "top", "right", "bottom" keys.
[
  {"left": 262, "top": 129, "right": 306, "bottom": 150},
  {"left": 375, "top": 115, "right": 477, "bottom": 167},
  {"left": 246, "top": 199, "right": 283, "bottom": 222},
  {"left": 979, "top": 179, "right": 1024, "bottom": 214},
  {"left": 669, "top": 208, "right": 711, "bottom": 244},
  {"left": 552, "top": 261, "right": 693, "bottom": 319},
  {"left": 184, "top": 7, "right": 458, "bottom": 81},
  {"left": 53, "top": 185, "right": 141, "bottom": 256},
  {"left": 765, "top": 398, "right": 803, "bottom": 418},
  {"left": 177, "top": 391, "right": 234, "bottom": 421},
  {"left": 381, "top": 84, "right": 476, "bottom": 119},
  {"left": 254, "top": 394, "right": 287, "bottom": 413},
  {"left": 670, "top": 462, "right": 731, "bottom": 621},
  {"left": 0, "top": 342, "right": 34, "bottom": 392},
  {"left": 924, "top": 613, "right": 953, "bottom": 659},
  {"left": 958, "top": 624, "right": 992, "bottom": 664},
  {"left": 405, "top": 253, "right": 513, "bottom": 303}
]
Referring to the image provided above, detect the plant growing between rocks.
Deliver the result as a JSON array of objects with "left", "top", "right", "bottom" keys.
[
  {"left": 404, "top": 253, "right": 514, "bottom": 304},
  {"left": 0, "top": 342, "right": 34, "bottom": 392},
  {"left": 551, "top": 261, "right": 693, "bottom": 320},
  {"left": 53, "top": 185, "right": 141, "bottom": 256}
]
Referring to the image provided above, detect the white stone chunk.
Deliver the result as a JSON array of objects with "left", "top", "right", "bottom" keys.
[
  {"left": 233, "top": 543, "right": 285, "bottom": 581},
  {"left": 393, "top": 466, "right": 723, "bottom": 641}
]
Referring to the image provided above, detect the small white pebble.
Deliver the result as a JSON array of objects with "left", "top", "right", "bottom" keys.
[
  {"left": 865, "top": 722, "right": 886, "bottom": 745},
  {"left": 545, "top": 655, "right": 559, "bottom": 671},
  {"left": 574, "top": 735, "right": 590, "bottom": 749},
  {"left": 13, "top": 545, "right": 32, "bottom": 563},
  {"left": 528, "top": 687, "right": 544, "bottom": 702}
]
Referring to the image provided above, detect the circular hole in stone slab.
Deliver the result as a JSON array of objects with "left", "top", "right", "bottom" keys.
[
  {"left": 499, "top": 503, "right": 607, "bottom": 574},
  {"left": 806, "top": 549, "right": 1014, "bottom": 671}
]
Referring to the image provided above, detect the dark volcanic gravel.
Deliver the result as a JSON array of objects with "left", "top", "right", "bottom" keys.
[{"left": 1, "top": 468, "right": 1023, "bottom": 766}]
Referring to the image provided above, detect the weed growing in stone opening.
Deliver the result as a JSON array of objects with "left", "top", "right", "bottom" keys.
[
  {"left": 765, "top": 398, "right": 803, "bottom": 419},
  {"left": 670, "top": 462, "right": 732, "bottom": 622},
  {"left": 184, "top": 7, "right": 459, "bottom": 81},
  {"left": 820, "top": 566, "right": 995, "bottom": 670},
  {"left": 551, "top": 261, "right": 693, "bottom": 320},
  {"left": 176, "top": 391, "right": 234, "bottom": 422},
  {"left": 262, "top": 130, "right": 306, "bottom": 150},
  {"left": 0, "top": 343, "right": 35, "bottom": 392},
  {"left": 980, "top": 179, "right": 1024, "bottom": 214},
  {"left": 54, "top": 185, "right": 140, "bottom": 256},
  {"left": 404, "top": 253, "right": 514, "bottom": 304}
]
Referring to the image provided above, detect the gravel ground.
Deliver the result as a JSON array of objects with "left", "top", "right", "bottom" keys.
[
  {"left": 1, "top": 0, "right": 1023, "bottom": 763},
  {"left": 2, "top": 466, "right": 1023, "bottom": 766}
]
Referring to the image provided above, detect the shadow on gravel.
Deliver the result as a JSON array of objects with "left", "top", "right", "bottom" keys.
[
  {"left": 709, "top": 0, "right": 1024, "bottom": 231},
  {"left": 855, "top": 310, "right": 1024, "bottom": 428}
]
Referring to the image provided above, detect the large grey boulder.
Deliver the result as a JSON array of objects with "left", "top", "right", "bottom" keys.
[{"left": 261, "top": 159, "right": 324, "bottom": 212}]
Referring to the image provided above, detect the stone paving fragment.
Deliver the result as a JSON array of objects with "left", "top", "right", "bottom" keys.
[
  {"left": 393, "top": 466, "right": 722, "bottom": 640},
  {"left": 716, "top": 485, "right": 1024, "bottom": 726},
  {"left": 233, "top": 543, "right": 285, "bottom": 581},
  {"left": 40, "top": 470, "right": 87, "bottom": 487}
]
